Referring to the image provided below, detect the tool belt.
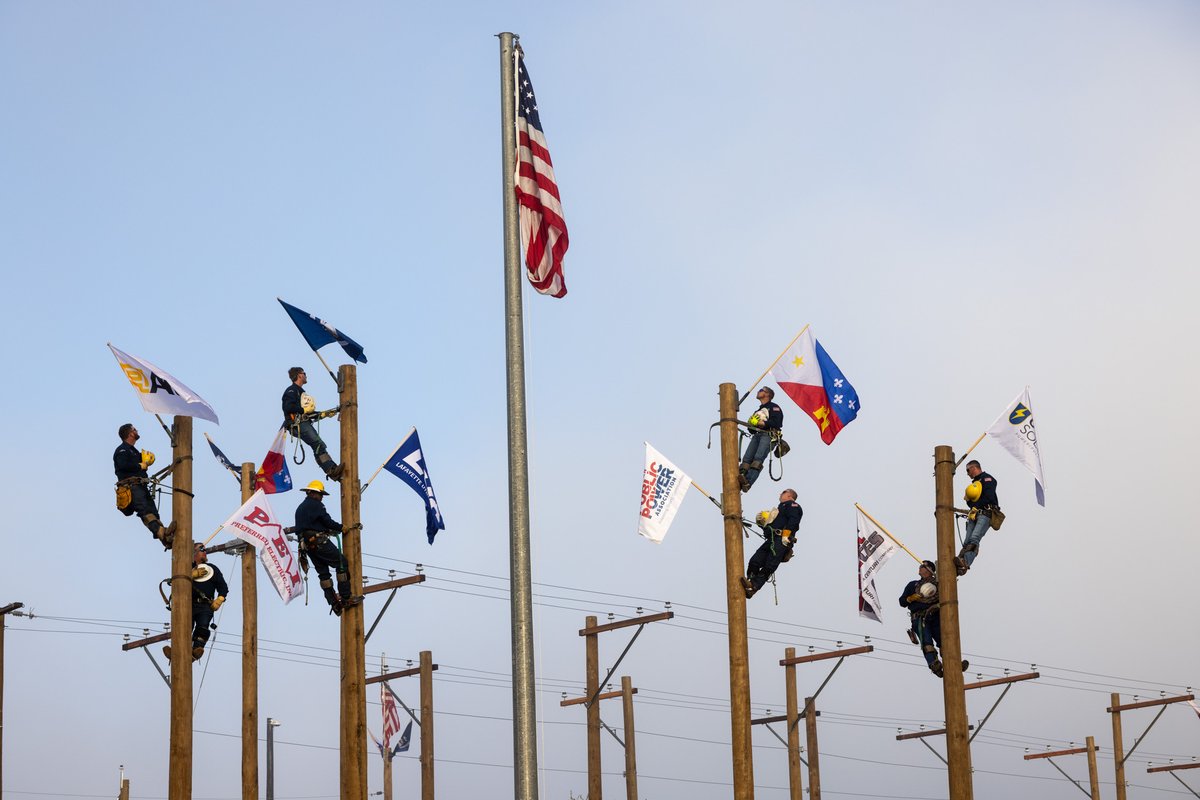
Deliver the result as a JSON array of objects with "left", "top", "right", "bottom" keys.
[
  {"left": 298, "top": 530, "right": 335, "bottom": 549},
  {"left": 114, "top": 477, "right": 146, "bottom": 513},
  {"left": 770, "top": 430, "right": 790, "bottom": 458},
  {"left": 987, "top": 506, "right": 1005, "bottom": 530}
]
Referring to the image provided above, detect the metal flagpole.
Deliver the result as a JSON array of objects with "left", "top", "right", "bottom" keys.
[{"left": 499, "top": 30, "right": 540, "bottom": 800}]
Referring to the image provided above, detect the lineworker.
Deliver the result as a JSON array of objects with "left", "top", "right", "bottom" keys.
[
  {"left": 955, "top": 460, "right": 1000, "bottom": 576},
  {"left": 290, "top": 480, "right": 360, "bottom": 615},
  {"left": 282, "top": 367, "right": 342, "bottom": 481},
  {"left": 741, "top": 488, "right": 802, "bottom": 599},
  {"left": 739, "top": 386, "right": 784, "bottom": 492},
  {"left": 898, "top": 560, "right": 968, "bottom": 678},
  {"left": 164, "top": 543, "right": 229, "bottom": 662},
  {"left": 113, "top": 423, "right": 175, "bottom": 549}
]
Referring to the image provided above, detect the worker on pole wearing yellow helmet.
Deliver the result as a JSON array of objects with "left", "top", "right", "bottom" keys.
[
  {"left": 113, "top": 423, "right": 175, "bottom": 549},
  {"left": 291, "top": 480, "right": 359, "bottom": 615},
  {"left": 283, "top": 367, "right": 343, "bottom": 481},
  {"left": 955, "top": 460, "right": 999, "bottom": 576},
  {"left": 738, "top": 386, "right": 784, "bottom": 492},
  {"left": 740, "top": 488, "right": 802, "bottom": 599}
]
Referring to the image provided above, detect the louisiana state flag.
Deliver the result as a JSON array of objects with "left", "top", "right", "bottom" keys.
[
  {"left": 255, "top": 428, "right": 293, "bottom": 494},
  {"left": 770, "top": 328, "right": 860, "bottom": 445}
]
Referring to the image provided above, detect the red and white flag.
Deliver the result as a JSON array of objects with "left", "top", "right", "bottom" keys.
[
  {"left": 218, "top": 489, "right": 304, "bottom": 603},
  {"left": 382, "top": 681, "right": 403, "bottom": 750},
  {"left": 515, "top": 48, "right": 569, "bottom": 298}
]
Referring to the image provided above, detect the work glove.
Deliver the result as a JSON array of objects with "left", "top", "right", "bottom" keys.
[
  {"left": 967, "top": 509, "right": 979, "bottom": 522},
  {"left": 283, "top": 526, "right": 296, "bottom": 534},
  {"left": 191, "top": 566, "right": 206, "bottom": 579},
  {"left": 210, "top": 596, "right": 225, "bottom": 612},
  {"left": 905, "top": 593, "right": 924, "bottom": 604}
]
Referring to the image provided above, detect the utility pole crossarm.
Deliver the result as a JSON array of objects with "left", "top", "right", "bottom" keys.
[
  {"left": 1149, "top": 763, "right": 1200, "bottom": 773},
  {"left": 561, "top": 688, "right": 636, "bottom": 707},
  {"left": 577, "top": 612, "right": 673, "bottom": 636},
  {"left": 779, "top": 645, "right": 872, "bottom": 666},
  {"left": 363, "top": 575, "right": 427, "bottom": 595},
  {"left": 122, "top": 631, "right": 172, "bottom": 651},
  {"left": 366, "top": 664, "right": 438, "bottom": 685},
  {"left": 964, "top": 671, "right": 1040, "bottom": 691},
  {"left": 896, "top": 725, "right": 975, "bottom": 741},
  {"left": 1025, "top": 746, "right": 1095, "bottom": 759},
  {"left": 1107, "top": 694, "right": 1194, "bottom": 713}
]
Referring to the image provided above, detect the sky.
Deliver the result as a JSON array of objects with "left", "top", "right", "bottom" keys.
[{"left": 2, "top": 2, "right": 1199, "bottom": 799}]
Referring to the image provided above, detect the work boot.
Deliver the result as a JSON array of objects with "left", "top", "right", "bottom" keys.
[
  {"left": 962, "top": 660, "right": 970, "bottom": 672},
  {"left": 155, "top": 522, "right": 176, "bottom": 551},
  {"left": 340, "top": 594, "right": 363, "bottom": 610},
  {"left": 740, "top": 576, "right": 756, "bottom": 599},
  {"left": 328, "top": 462, "right": 345, "bottom": 481},
  {"left": 954, "top": 555, "right": 969, "bottom": 576},
  {"left": 929, "top": 659, "right": 944, "bottom": 678},
  {"left": 192, "top": 646, "right": 205, "bottom": 661},
  {"left": 738, "top": 474, "right": 750, "bottom": 493}
]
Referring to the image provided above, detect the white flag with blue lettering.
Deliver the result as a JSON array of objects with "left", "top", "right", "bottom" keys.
[
  {"left": 638, "top": 443, "right": 692, "bottom": 544},
  {"left": 985, "top": 387, "right": 1046, "bottom": 506}
]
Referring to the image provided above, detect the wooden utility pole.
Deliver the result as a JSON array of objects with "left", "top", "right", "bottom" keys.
[
  {"left": 934, "top": 444, "right": 973, "bottom": 799},
  {"left": 621, "top": 676, "right": 638, "bottom": 800},
  {"left": 1087, "top": 736, "right": 1101, "bottom": 800},
  {"left": 240, "top": 462, "right": 259, "bottom": 800},
  {"left": 718, "top": 382, "right": 754, "bottom": 800},
  {"left": 1106, "top": 692, "right": 1194, "bottom": 800},
  {"left": 339, "top": 364, "right": 366, "bottom": 800},
  {"left": 804, "top": 697, "right": 821, "bottom": 800},
  {"left": 1, "top": 602, "right": 25, "bottom": 800},
  {"left": 419, "top": 651, "right": 435, "bottom": 800},
  {"left": 382, "top": 749, "right": 393, "bottom": 800},
  {"left": 585, "top": 615, "right": 602, "bottom": 800},
  {"left": 169, "top": 415, "right": 194, "bottom": 800},
  {"left": 119, "top": 771, "right": 130, "bottom": 800},
  {"left": 783, "top": 648, "right": 803, "bottom": 800},
  {"left": 1109, "top": 693, "right": 1129, "bottom": 800},
  {"left": 1023, "top": 741, "right": 1102, "bottom": 799}
]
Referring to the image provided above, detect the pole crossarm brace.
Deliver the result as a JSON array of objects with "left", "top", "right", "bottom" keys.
[
  {"left": 122, "top": 631, "right": 172, "bottom": 651},
  {"left": 1149, "top": 763, "right": 1200, "bottom": 773},
  {"left": 579, "top": 611, "right": 672, "bottom": 709},
  {"left": 754, "top": 722, "right": 811, "bottom": 767},
  {"left": 1025, "top": 746, "right": 1096, "bottom": 760},
  {"left": 364, "top": 575, "right": 427, "bottom": 595},
  {"left": 897, "top": 726, "right": 974, "bottom": 741},
  {"left": 1163, "top": 772, "right": 1200, "bottom": 800},
  {"left": 1107, "top": 694, "right": 1194, "bottom": 713},
  {"left": 561, "top": 688, "right": 636, "bottom": 707},
  {"left": 1039, "top": 757, "right": 1094, "bottom": 798},
  {"left": 366, "top": 664, "right": 438, "bottom": 685},
  {"left": 779, "top": 645, "right": 873, "bottom": 666},
  {"left": 965, "top": 671, "right": 1040, "bottom": 691}
]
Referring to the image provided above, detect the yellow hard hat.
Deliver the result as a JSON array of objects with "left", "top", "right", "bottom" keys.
[
  {"left": 964, "top": 481, "right": 982, "bottom": 503},
  {"left": 300, "top": 392, "right": 317, "bottom": 414},
  {"left": 304, "top": 480, "right": 329, "bottom": 496}
]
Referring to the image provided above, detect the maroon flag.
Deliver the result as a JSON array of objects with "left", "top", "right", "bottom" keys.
[
  {"left": 382, "top": 682, "right": 403, "bottom": 750},
  {"left": 515, "top": 48, "right": 569, "bottom": 298}
]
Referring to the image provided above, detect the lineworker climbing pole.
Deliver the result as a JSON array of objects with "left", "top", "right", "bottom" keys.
[
  {"left": 955, "top": 459, "right": 1000, "bottom": 576},
  {"left": 282, "top": 367, "right": 343, "bottom": 481},
  {"left": 165, "top": 543, "right": 229, "bottom": 662},
  {"left": 739, "top": 386, "right": 784, "bottom": 492},
  {"left": 287, "top": 480, "right": 361, "bottom": 616},
  {"left": 899, "top": 560, "right": 968, "bottom": 678},
  {"left": 113, "top": 423, "right": 175, "bottom": 549},
  {"left": 741, "top": 488, "right": 802, "bottom": 599}
]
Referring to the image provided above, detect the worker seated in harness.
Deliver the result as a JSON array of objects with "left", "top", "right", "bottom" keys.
[
  {"left": 282, "top": 367, "right": 343, "bottom": 481},
  {"left": 899, "top": 560, "right": 967, "bottom": 678},
  {"left": 741, "top": 489, "right": 802, "bottom": 599},
  {"left": 290, "top": 480, "right": 360, "bottom": 616},
  {"left": 164, "top": 543, "right": 229, "bottom": 662},
  {"left": 738, "top": 386, "right": 784, "bottom": 492},
  {"left": 113, "top": 423, "right": 175, "bottom": 550}
]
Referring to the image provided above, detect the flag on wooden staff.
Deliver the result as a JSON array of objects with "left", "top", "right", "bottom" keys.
[
  {"left": 217, "top": 489, "right": 303, "bottom": 603},
  {"left": 255, "top": 428, "right": 293, "bottom": 494},
  {"left": 204, "top": 433, "right": 240, "bottom": 478},
  {"left": 515, "top": 47, "right": 569, "bottom": 298},
  {"left": 108, "top": 343, "right": 219, "bottom": 423},
  {"left": 769, "top": 328, "right": 859, "bottom": 445},
  {"left": 985, "top": 387, "right": 1046, "bottom": 506},
  {"left": 380, "top": 427, "right": 446, "bottom": 544},
  {"left": 381, "top": 680, "right": 403, "bottom": 751},
  {"left": 856, "top": 507, "right": 898, "bottom": 623},
  {"left": 638, "top": 443, "right": 691, "bottom": 544},
  {"left": 278, "top": 298, "right": 368, "bottom": 364}
]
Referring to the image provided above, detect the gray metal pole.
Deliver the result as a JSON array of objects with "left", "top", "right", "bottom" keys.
[
  {"left": 499, "top": 30, "right": 539, "bottom": 800},
  {"left": 266, "top": 718, "right": 279, "bottom": 800}
]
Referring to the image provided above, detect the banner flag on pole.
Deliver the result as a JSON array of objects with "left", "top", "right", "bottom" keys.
[
  {"left": 769, "top": 328, "right": 859, "bottom": 445},
  {"left": 277, "top": 298, "right": 368, "bottom": 363},
  {"left": 382, "top": 428, "right": 445, "bottom": 544},
  {"left": 514, "top": 47, "right": 569, "bottom": 298},
  {"left": 985, "top": 387, "right": 1046, "bottom": 506},
  {"left": 856, "top": 507, "right": 898, "bottom": 623},
  {"left": 218, "top": 489, "right": 303, "bottom": 603},
  {"left": 107, "top": 344, "right": 219, "bottom": 423},
  {"left": 396, "top": 719, "right": 413, "bottom": 753},
  {"left": 204, "top": 433, "right": 240, "bottom": 478},
  {"left": 255, "top": 428, "right": 293, "bottom": 494},
  {"left": 638, "top": 443, "right": 692, "bottom": 544},
  {"left": 381, "top": 680, "right": 403, "bottom": 751}
]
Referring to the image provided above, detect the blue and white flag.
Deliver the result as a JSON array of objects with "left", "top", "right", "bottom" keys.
[
  {"left": 277, "top": 298, "right": 368, "bottom": 364},
  {"left": 383, "top": 427, "right": 446, "bottom": 544},
  {"left": 396, "top": 720, "right": 413, "bottom": 753},
  {"left": 203, "top": 433, "right": 241, "bottom": 480}
]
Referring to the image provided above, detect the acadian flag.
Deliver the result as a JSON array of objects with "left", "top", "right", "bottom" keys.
[
  {"left": 985, "top": 387, "right": 1046, "bottom": 506},
  {"left": 255, "top": 428, "right": 293, "bottom": 494},
  {"left": 770, "top": 328, "right": 860, "bottom": 445}
]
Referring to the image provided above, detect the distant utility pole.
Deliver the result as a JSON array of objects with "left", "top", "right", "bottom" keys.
[
  {"left": 718, "top": 382, "right": 754, "bottom": 800},
  {"left": 169, "top": 415, "right": 194, "bottom": 800},
  {"left": 933, "top": 444, "right": 973, "bottom": 799},
  {"left": 240, "top": 462, "right": 259, "bottom": 800},
  {"left": 1022, "top": 737, "right": 1101, "bottom": 800},
  {"left": 1, "top": 601, "right": 26, "bottom": 800},
  {"left": 367, "top": 651, "right": 438, "bottom": 800},
  {"left": 339, "top": 365, "right": 367, "bottom": 800},
  {"left": 1107, "top": 691, "right": 1195, "bottom": 800},
  {"left": 118, "top": 766, "right": 130, "bottom": 800}
]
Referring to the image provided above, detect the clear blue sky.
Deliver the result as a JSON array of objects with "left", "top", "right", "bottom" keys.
[{"left": 2, "top": 2, "right": 1199, "bottom": 799}]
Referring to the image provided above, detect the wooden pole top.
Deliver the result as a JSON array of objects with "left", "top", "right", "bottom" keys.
[
  {"left": 779, "top": 645, "right": 873, "bottom": 666},
  {"left": 1147, "top": 762, "right": 1200, "bottom": 773},
  {"left": 1024, "top": 745, "right": 1095, "bottom": 760},
  {"left": 560, "top": 688, "right": 636, "bottom": 707},
  {"left": 0, "top": 602, "right": 24, "bottom": 616},
  {"left": 964, "top": 672, "right": 1040, "bottom": 691},
  {"left": 363, "top": 574, "right": 427, "bottom": 595},
  {"left": 366, "top": 664, "right": 438, "bottom": 685},
  {"left": 578, "top": 611, "right": 672, "bottom": 636},
  {"left": 1107, "top": 694, "right": 1194, "bottom": 713}
]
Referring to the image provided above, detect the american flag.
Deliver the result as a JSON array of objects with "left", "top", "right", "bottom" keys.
[
  {"left": 515, "top": 48, "right": 569, "bottom": 298},
  {"left": 381, "top": 681, "right": 403, "bottom": 750}
]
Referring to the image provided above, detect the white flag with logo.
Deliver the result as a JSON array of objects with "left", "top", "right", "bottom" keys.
[
  {"left": 985, "top": 387, "right": 1046, "bottom": 506},
  {"left": 218, "top": 489, "right": 303, "bottom": 603},
  {"left": 638, "top": 443, "right": 692, "bottom": 544},
  {"left": 856, "top": 507, "right": 898, "bottom": 623},
  {"left": 108, "top": 344, "right": 219, "bottom": 423}
]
